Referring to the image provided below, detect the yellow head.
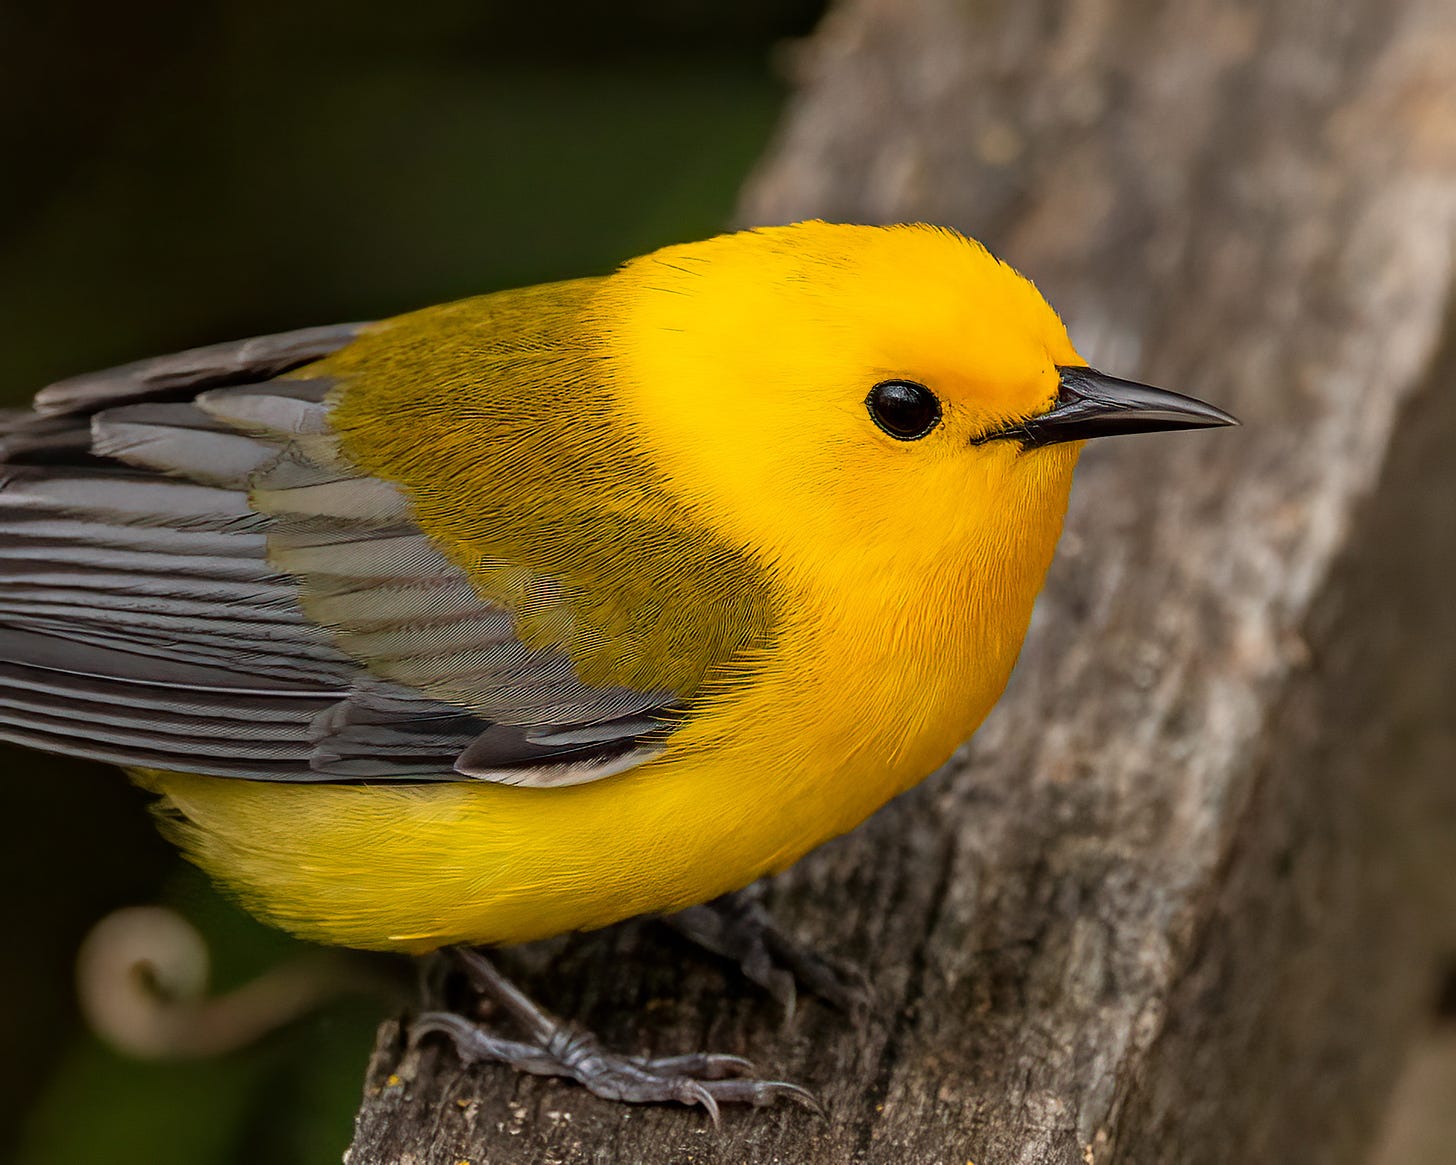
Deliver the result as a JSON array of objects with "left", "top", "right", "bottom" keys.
[
  {"left": 331, "top": 219, "right": 1232, "bottom": 681},
  {"left": 606, "top": 222, "right": 1086, "bottom": 579}
]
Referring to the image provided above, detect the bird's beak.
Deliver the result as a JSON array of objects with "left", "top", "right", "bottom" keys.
[{"left": 984, "top": 365, "right": 1240, "bottom": 448}]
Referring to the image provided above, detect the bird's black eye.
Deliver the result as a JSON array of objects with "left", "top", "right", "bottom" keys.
[{"left": 866, "top": 380, "right": 941, "bottom": 441}]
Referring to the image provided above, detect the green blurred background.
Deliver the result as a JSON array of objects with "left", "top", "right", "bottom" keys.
[{"left": 0, "top": 3, "right": 822, "bottom": 1160}]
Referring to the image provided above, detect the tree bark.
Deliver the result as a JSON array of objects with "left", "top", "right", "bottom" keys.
[{"left": 348, "top": 0, "right": 1456, "bottom": 1160}]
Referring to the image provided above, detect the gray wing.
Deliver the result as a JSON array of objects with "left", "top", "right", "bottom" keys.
[{"left": 0, "top": 326, "right": 676, "bottom": 784}]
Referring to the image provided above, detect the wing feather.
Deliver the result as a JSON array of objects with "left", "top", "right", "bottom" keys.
[
  {"left": 92, "top": 403, "right": 280, "bottom": 486},
  {"left": 32, "top": 325, "right": 363, "bottom": 415},
  {"left": 1, "top": 322, "right": 681, "bottom": 785}
]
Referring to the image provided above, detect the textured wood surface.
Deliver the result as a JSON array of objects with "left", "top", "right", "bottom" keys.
[{"left": 348, "top": 1, "right": 1456, "bottom": 1161}]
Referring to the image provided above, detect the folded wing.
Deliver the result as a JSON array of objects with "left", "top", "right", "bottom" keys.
[{"left": 0, "top": 324, "right": 681, "bottom": 785}]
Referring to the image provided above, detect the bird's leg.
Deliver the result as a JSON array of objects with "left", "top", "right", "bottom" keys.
[
  {"left": 408, "top": 947, "right": 819, "bottom": 1123},
  {"left": 415, "top": 947, "right": 454, "bottom": 1009},
  {"left": 664, "top": 886, "right": 875, "bottom": 1021}
]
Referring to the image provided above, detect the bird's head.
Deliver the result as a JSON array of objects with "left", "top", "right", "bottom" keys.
[{"left": 605, "top": 221, "right": 1234, "bottom": 579}]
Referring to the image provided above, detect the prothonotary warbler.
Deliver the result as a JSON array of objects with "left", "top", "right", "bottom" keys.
[{"left": 0, "top": 221, "right": 1236, "bottom": 1115}]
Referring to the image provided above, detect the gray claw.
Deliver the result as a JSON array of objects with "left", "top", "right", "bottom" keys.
[
  {"left": 412, "top": 1010, "right": 817, "bottom": 1117},
  {"left": 408, "top": 951, "right": 819, "bottom": 1119},
  {"left": 706, "top": 1077, "right": 825, "bottom": 1116},
  {"left": 686, "top": 1082, "right": 721, "bottom": 1127}
]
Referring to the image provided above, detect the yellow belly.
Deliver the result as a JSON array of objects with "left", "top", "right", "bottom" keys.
[
  {"left": 140, "top": 648, "right": 992, "bottom": 953},
  {"left": 141, "top": 458, "right": 1072, "bottom": 954},
  {"left": 142, "top": 741, "right": 892, "bottom": 954},
  {"left": 140, "top": 591, "right": 1013, "bottom": 952}
]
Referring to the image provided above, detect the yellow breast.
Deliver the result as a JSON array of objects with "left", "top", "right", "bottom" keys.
[{"left": 143, "top": 439, "right": 1075, "bottom": 953}]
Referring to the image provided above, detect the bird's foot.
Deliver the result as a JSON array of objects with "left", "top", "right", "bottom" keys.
[
  {"left": 408, "top": 947, "right": 819, "bottom": 1123},
  {"left": 665, "top": 888, "right": 875, "bottom": 1020}
]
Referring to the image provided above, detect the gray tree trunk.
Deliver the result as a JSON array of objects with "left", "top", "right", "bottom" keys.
[{"left": 347, "top": 0, "right": 1456, "bottom": 1160}]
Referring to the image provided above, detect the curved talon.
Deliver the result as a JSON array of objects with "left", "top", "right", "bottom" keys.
[
  {"left": 685, "top": 1081, "right": 721, "bottom": 1127},
  {"left": 411, "top": 1020, "right": 818, "bottom": 1116},
  {"left": 410, "top": 960, "right": 818, "bottom": 1119},
  {"left": 721, "top": 1077, "right": 824, "bottom": 1116}
]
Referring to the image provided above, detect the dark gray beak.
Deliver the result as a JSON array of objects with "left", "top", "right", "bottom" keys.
[{"left": 983, "top": 365, "right": 1240, "bottom": 448}]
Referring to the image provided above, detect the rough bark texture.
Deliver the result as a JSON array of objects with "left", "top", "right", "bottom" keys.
[{"left": 348, "top": 0, "right": 1456, "bottom": 1161}]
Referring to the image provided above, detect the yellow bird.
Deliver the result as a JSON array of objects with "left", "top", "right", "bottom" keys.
[{"left": 0, "top": 221, "right": 1234, "bottom": 1114}]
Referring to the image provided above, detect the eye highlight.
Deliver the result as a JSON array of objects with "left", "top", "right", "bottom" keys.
[{"left": 866, "top": 380, "right": 941, "bottom": 441}]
